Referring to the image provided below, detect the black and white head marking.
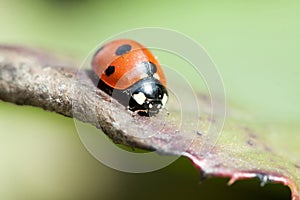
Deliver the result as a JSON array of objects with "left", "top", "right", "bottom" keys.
[{"left": 128, "top": 77, "right": 168, "bottom": 116}]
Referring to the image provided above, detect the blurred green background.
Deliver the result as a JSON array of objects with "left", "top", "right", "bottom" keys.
[{"left": 0, "top": 0, "right": 298, "bottom": 199}]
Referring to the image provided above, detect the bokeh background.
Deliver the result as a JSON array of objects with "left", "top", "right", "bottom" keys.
[{"left": 0, "top": 0, "right": 299, "bottom": 199}]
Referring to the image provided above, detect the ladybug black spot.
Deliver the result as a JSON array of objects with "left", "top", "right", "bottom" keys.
[
  {"left": 139, "top": 61, "right": 157, "bottom": 75},
  {"left": 105, "top": 66, "right": 115, "bottom": 76},
  {"left": 93, "top": 46, "right": 104, "bottom": 57},
  {"left": 115, "top": 44, "right": 132, "bottom": 55},
  {"left": 149, "top": 62, "right": 157, "bottom": 74}
]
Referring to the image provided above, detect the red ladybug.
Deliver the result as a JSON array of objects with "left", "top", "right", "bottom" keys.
[{"left": 92, "top": 39, "right": 168, "bottom": 116}]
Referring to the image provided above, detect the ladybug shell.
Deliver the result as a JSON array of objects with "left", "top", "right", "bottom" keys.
[{"left": 92, "top": 39, "right": 167, "bottom": 90}]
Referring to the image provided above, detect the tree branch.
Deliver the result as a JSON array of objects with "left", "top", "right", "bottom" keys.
[
  {"left": 0, "top": 46, "right": 298, "bottom": 200},
  {"left": 0, "top": 46, "right": 183, "bottom": 151}
]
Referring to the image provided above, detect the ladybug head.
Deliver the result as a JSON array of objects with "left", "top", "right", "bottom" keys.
[{"left": 128, "top": 78, "right": 168, "bottom": 116}]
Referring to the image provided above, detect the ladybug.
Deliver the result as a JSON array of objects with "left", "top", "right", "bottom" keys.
[{"left": 92, "top": 39, "right": 168, "bottom": 116}]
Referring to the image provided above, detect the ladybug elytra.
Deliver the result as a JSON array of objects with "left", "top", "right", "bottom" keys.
[{"left": 92, "top": 39, "right": 168, "bottom": 116}]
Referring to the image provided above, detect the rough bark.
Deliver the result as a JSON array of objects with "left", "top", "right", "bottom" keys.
[{"left": 0, "top": 46, "right": 298, "bottom": 200}]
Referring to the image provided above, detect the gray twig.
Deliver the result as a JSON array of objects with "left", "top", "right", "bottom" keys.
[{"left": 0, "top": 46, "right": 185, "bottom": 152}]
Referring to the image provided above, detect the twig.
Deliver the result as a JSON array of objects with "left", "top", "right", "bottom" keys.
[
  {"left": 0, "top": 46, "right": 183, "bottom": 151},
  {"left": 1, "top": 46, "right": 298, "bottom": 200}
]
